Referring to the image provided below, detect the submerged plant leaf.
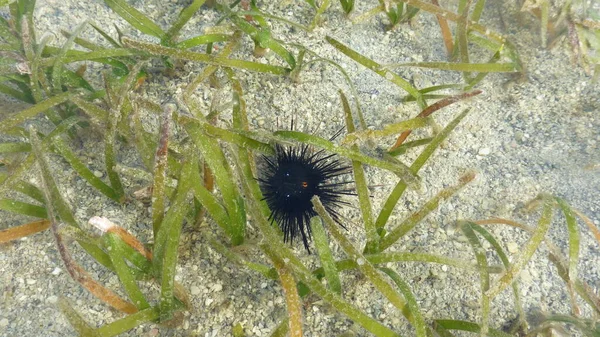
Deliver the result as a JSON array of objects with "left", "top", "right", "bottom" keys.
[
  {"left": 104, "top": 0, "right": 166, "bottom": 39},
  {"left": 264, "top": 246, "right": 303, "bottom": 337},
  {"left": 58, "top": 298, "right": 99, "bottom": 336},
  {"left": 164, "top": 0, "right": 206, "bottom": 44},
  {"left": 326, "top": 36, "right": 424, "bottom": 108},
  {"left": 312, "top": 196, "right": 420, "bottom": 333},
  {"left": 375, "top": 108, "right": 471, "bottom": 230},
  {"left": 0, "top": 198, "right": 47, "bottom": 219},
  {"left": 0, "top": 219, "right": 51, "bottom": 243},
  {"left": 380, "top": 171, "right": 475, "bottom": 251},
  {"left": 30, "top": 126, "right": 138, "bottom": 314},
  {"left": 487, "top": 195, "right": 554, "bottom": 300},
  {"left": 379, "top": 268, "right": 427, "bottom": 337},
  {"left": 310, "top": 216, "right": 341, "bottom": 294},
  {"left": 0, "top": 91, "right": 75, "bottom": 132},
  {"left": 105, "top": 232, "right": 150, "bottom": 310},
  {"left": 123, "top": 37, "right": 290, "bottom": 75}
]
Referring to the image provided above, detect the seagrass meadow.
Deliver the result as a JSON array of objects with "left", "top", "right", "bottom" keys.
[{"left": 0, "top": 0, "right": 599, "bottom": 336}]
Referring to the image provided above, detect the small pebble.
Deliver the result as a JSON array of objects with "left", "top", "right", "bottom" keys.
[
  {"left": 455, "top": 235, "right": 468, "bottom": 243},
  {"left": 465, "top": 300, "right": 479, "bottom": 309},
  {"left": 190, "top": 285, "right": 201, "bottom": 295},
  {"left": 515, "top": 131, "right": 524, "bottom": 143},
  {"left": 47, "top": 295, "right": 58, "bottom": 304},
  {"left": 520, "top": 270, "right": 533, "bottom": 284},
  {"left": 0, "top": 318, "right": 8, "bottom": 327},
  {"left": 93, "top": 170, "right": 103, "bottom": 178},
  {"left": 507, "top": 241, "right": 519, "bottom": 253},
  {"left": 51, "top": 267, "right": 62, "bottom": 276},
  {"left": 478, "top": 147, "right": 491, "bottom": 156},
  {"left": 26, "top": 279, "right": 36, "bottom": 285}
]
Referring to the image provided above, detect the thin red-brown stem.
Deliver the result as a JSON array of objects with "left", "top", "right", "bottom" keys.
[
  {"left": 242, "top": 0, "right": 253, "bottom": 22},
  {"left": 567, "top": 19, "right": 581, "bottom": 65},
  {"left": 152, "top": 105, "right": 171, "bottom": 235},
  {"left": 475, "top": 217, "right": 534, "bottom": 232},
  {"left": 52, "top": 222, "right": 137, "bottom": 314},
  {"left": 574, "top": 210, "right": 600, "bottom": 246},
  {"left": 431, "top": 0, "right": 454, "bottom": 56},
  {"left": 389, "top": 90, "right": 482, "bottom": 151}
]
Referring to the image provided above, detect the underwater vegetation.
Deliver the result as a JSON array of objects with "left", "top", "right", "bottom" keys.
[{"left": 0, "top": 0, "right": 599, "bottom": 336}]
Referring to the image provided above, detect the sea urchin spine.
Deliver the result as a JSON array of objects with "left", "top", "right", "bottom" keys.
[{"left": 258, "top": 144, "right": 352, "bottom": 253}]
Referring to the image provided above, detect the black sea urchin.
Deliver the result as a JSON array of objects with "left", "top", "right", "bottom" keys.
[{"left": 258, "top": 143, "right": 353, "bottom": 253}]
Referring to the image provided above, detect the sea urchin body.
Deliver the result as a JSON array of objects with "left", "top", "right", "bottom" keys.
[{"left": 258, "top": 144, "right": 352, "bottom": 252}]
